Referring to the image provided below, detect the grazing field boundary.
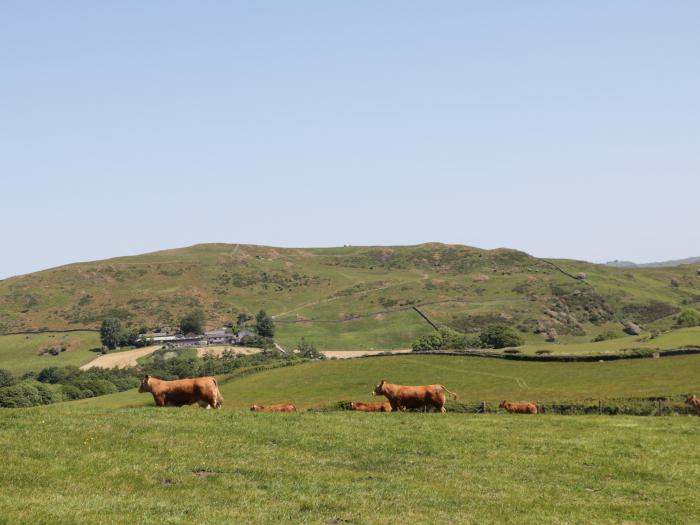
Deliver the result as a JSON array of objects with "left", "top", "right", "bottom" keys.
[
  {"left": 329, "top": 396, "right": 698, "bottom": 416},
  {"left": 367, "top": 347, "right": 700, "bottom": 362}
]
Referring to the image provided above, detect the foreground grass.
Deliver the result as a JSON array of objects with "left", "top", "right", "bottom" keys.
[
  {"left": 0, "top": 407, "right": 698, "bottom": 524},
  {"left": 81, "top": 354, "right": 700, "bottom": 410}
]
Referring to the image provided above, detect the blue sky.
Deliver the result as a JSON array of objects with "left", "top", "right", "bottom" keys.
[{"left": 1, "top": 1, "right": 699, "bottom": 279}]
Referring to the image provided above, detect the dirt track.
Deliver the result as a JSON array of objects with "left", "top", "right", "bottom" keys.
[
  {"left": 80, "top": 346, "right": 161, "bottom": 370},
  {"left": 80, "top": 345, "right": 411, "bottom": 370}
]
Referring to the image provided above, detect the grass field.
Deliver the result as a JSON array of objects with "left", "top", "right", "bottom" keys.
[
  {"left": 0, "top": 331, "right": 101, "bottom": 374},
  {"left": 515, "top": 326, "right": 700, "bottom": 356},
  {"left": 1, "top": 406, "right": 698, "bottom": 524},
  {"left": 81, "top": 354, "right": 700, "bottom": 410}
]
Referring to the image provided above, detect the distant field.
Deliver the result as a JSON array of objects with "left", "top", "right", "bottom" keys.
[
  {"left": 515, "top": 326, "right": 700, "bottom": 355},
  {"left": 81, "top": 354, "right": 700, "bottom": 410},
  {"left": 0, "top": 407, "right": 698, "bottom": 524},
  {"left": 0, "top": 331, "right": 101, "bottom": 374}
]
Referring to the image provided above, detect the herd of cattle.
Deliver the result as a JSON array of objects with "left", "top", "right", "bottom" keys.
[{"left": 138, "top": 374, "right": 700, "bottom": 415}]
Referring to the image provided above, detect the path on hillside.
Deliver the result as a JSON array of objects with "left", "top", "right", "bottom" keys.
[
  {"left": 80, "top": 345, "right": 412, "bottom": 369},
  {"left": 80, "top": 346, "right": 161, "bottom": 370}
]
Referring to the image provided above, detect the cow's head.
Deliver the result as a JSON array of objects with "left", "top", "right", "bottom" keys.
[
  {"left": 373, "top": 379, "right": 387, "bottom": 396},
  {"left": 686, "top": 395, "right": 698, "bottom": 404},
  {"left": 498, "top": 400, "right": 507, "bottom": 409},
  {"left": 250, "top": 405, "right": 259, "bottom": 411},
  {"left": 350, "top": 402, "right": 356, "bottom": 410},
  {"left": 138, "top": 375, "right": 152, "bottom": 393}
]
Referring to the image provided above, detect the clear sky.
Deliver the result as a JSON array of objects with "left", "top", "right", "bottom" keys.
[{"left": 2, "top": 1, "right": 699, "bottom": 279}]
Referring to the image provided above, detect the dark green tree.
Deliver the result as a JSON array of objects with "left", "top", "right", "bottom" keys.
[
  {"left": 100, "top": 318, "right": 123, "bottom": 350},
  {"left": 256, "top": 309, "right": 275, "bottom": 338},
  {"left": 479, "top": 324, "right": 524, "bottom": 349},
  {"left": 180, "top": 309, "right": 205, "bottom": 334},
  {"left": 0, "top": 368, "right": 15, "bottom": 388}
]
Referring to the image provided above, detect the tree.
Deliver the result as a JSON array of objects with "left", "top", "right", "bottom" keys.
[
  {"left": 479, "top": 324, "right": 524, "bottom": 349},
  {"left": 180, "top": 310, "right": 205, "bottom": 335},
  {"left": 0, "top": 368, "right": 15, "bottom": 388},
  {"left": 236, "top": 312, "right": 253, "bottom": 327},
  {"left": 100, "top": 318, "right": 122, "bottom": 350},
  {"left": 296, "top": 337, "right": 324, "bottom": 359},
  {"left": 256, "top": 309, "right": 275, "bottom": 338},
  {"left": 676, "top": 308, "right": 700, "bottom": 328}
]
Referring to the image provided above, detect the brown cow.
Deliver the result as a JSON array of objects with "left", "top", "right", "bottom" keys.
[
  {"left": 499, "top": 400, "right": 538, "bottom": 414},
  {"left": 139, "top": 375, "right": 223, "bottom": 408},
  {"left": 349, "top": 401, "right": 393, "bottom": 412},
  {"left": 250, "top": 403, "right": 297, "bottom": 412},
  {"left": 685, "top": 395, "right": 700, "bottom": 415},
  {"left": 372, "top": 379, "right": 458, "bottom": 413}
]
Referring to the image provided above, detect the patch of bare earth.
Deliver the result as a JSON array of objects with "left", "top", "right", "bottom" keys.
[{"left": 80, "top": 346, "right": 161, "bottom": 370}]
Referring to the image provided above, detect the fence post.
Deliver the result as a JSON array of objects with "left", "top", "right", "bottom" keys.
[{"left": 481, "top": 401, "right": 487, "bottom": 414}]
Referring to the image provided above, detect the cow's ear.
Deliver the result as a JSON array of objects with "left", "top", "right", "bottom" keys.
[{"left": 144, "top": 374, "right": 150, "bottom": 380}]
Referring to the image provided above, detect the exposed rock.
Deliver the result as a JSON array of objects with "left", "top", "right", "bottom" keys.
[
  {"left": 545, "top": 328, "right": 558, "bottom": 342},
  {"left": 623, "top": 322, "right": 642, "bottom": 336},
  {"left": 576, "top": 272, "right": 587, "bottom": 280}
]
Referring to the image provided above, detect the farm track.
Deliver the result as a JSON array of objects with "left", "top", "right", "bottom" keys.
[{"left": 79, "top": 346, "right": 161, "bottom": 370}]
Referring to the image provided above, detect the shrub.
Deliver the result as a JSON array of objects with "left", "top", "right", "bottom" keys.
[
  {"left": 37, "top": 366, "right": 81, "bottom": 384},
  {"left": 535, "top": 349, "right": 552, "bottom": 355},
  {"left": 0, "top": 382, "right": 42, "bottom": 408},
  {"left": 676, "top": 308, "right": 700, "bottom": 328},
  {"left": 412, "top": 327, "right": 480, "bottom": 352},
  {"left": 0, "top": 368, "right": 15, "bottom": 388},
  {"left": 593, "top": 331, "right": 622, "bottom": 342},
  {"left": 479, "top": 324, "right": 524, "bottom": 349},
  {"left": 296, "top": 338, "right": 324, "bottom": 359}
]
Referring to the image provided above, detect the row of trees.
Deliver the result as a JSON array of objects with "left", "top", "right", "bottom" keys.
[{"left": 412, "top": 324, "right": 524, "bottom": 352}]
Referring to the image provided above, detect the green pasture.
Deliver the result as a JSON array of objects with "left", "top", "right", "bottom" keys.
[
  {"left": 81, "top": 353, "right": 700, "bottom": 410},
  {"left": 0, "top": 406, "right": 698, "bottom": 524},
  {"left": 0, "top": 331, "right": 101, "bottom": 374}
]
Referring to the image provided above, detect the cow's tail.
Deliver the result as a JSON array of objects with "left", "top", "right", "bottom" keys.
[
  {"left": 441, "top": 385, "right": 458, "bottom": 400},
  {"left": 212, "top": 377, "right": 224, "bottom": 409}
]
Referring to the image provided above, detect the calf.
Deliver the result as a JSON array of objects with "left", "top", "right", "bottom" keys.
[
  {"left": 250, "top": 403, "right": 297, "bottom": 412},
  {"left": 349, "top": 401, "right": 393, "bottom": 412},
  {"left": 685, "top": 395, "right": 700, "bottom": 415},
  {"left": 499, "top": 400, "right": 538, "bottom": 414},
  {"left": 139, "top": 375, "right": 223, "bottom": 409},
  {"left": 373, "top": 379, "right": 458, "bottom": 413}
]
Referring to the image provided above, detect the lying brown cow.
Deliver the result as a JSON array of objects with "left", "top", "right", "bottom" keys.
[
  {"left": 250, "top": 403, "right": 297, "bottom": 412},
  {"left": 139, "top": 375, "right": 223, "bottom": 408},
  {"left": 685, "top": 395, "right": 700, "bottom": 415},
  {"left": 499, "top": 400, "right": 538, "bottom": 414},
  {"left": 373, "top": 379, "right": 458, "bottom": 413},
  {"left": 350, "top": 401, "right": 393, "bottom": 412}
]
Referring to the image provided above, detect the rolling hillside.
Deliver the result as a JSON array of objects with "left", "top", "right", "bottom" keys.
[{"left": 1, "top": 243, "right": 699, "bottom": 354}]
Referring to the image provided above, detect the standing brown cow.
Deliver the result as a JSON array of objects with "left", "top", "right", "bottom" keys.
[
  {"left": 373, "top": 379, "right": 458, "bottom": 413},
  {"left": 499, "top": 400, "right": 538, "bottom": 414},
  {"left": 139, "top": 375, "right": 223, "bottom": 408},
  {"left": 349, "top": 401, "right": 393, "bottom": 412},
  {"left": 685, "top": 395, "right": 700, "bottom": 415},
  {"left": 250, "top": 404, "right": 297, "bottom": 412}
]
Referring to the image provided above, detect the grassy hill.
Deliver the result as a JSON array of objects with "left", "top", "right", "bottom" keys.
[{"left": 1, "top": 243, "right": 699, "bottom": 357}]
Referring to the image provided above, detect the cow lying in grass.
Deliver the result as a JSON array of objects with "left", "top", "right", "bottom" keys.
[
  {"left": 499, "top": 400, "right": 538, "bottom": 414},
  {"left": 250, "top": 404, "right": 297, "bottom": 412},
  {"left": 139, "top": 375, "right": 223, "bottom": 409},
  {"left": 350, "top": 401, "right": 393, "bottom": 412},
  {"left": 685, "top": 395, "right": 700, "bottom": 415},
  {"left": 373, "top": 379, "right": 458, "bottom": 413}
]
